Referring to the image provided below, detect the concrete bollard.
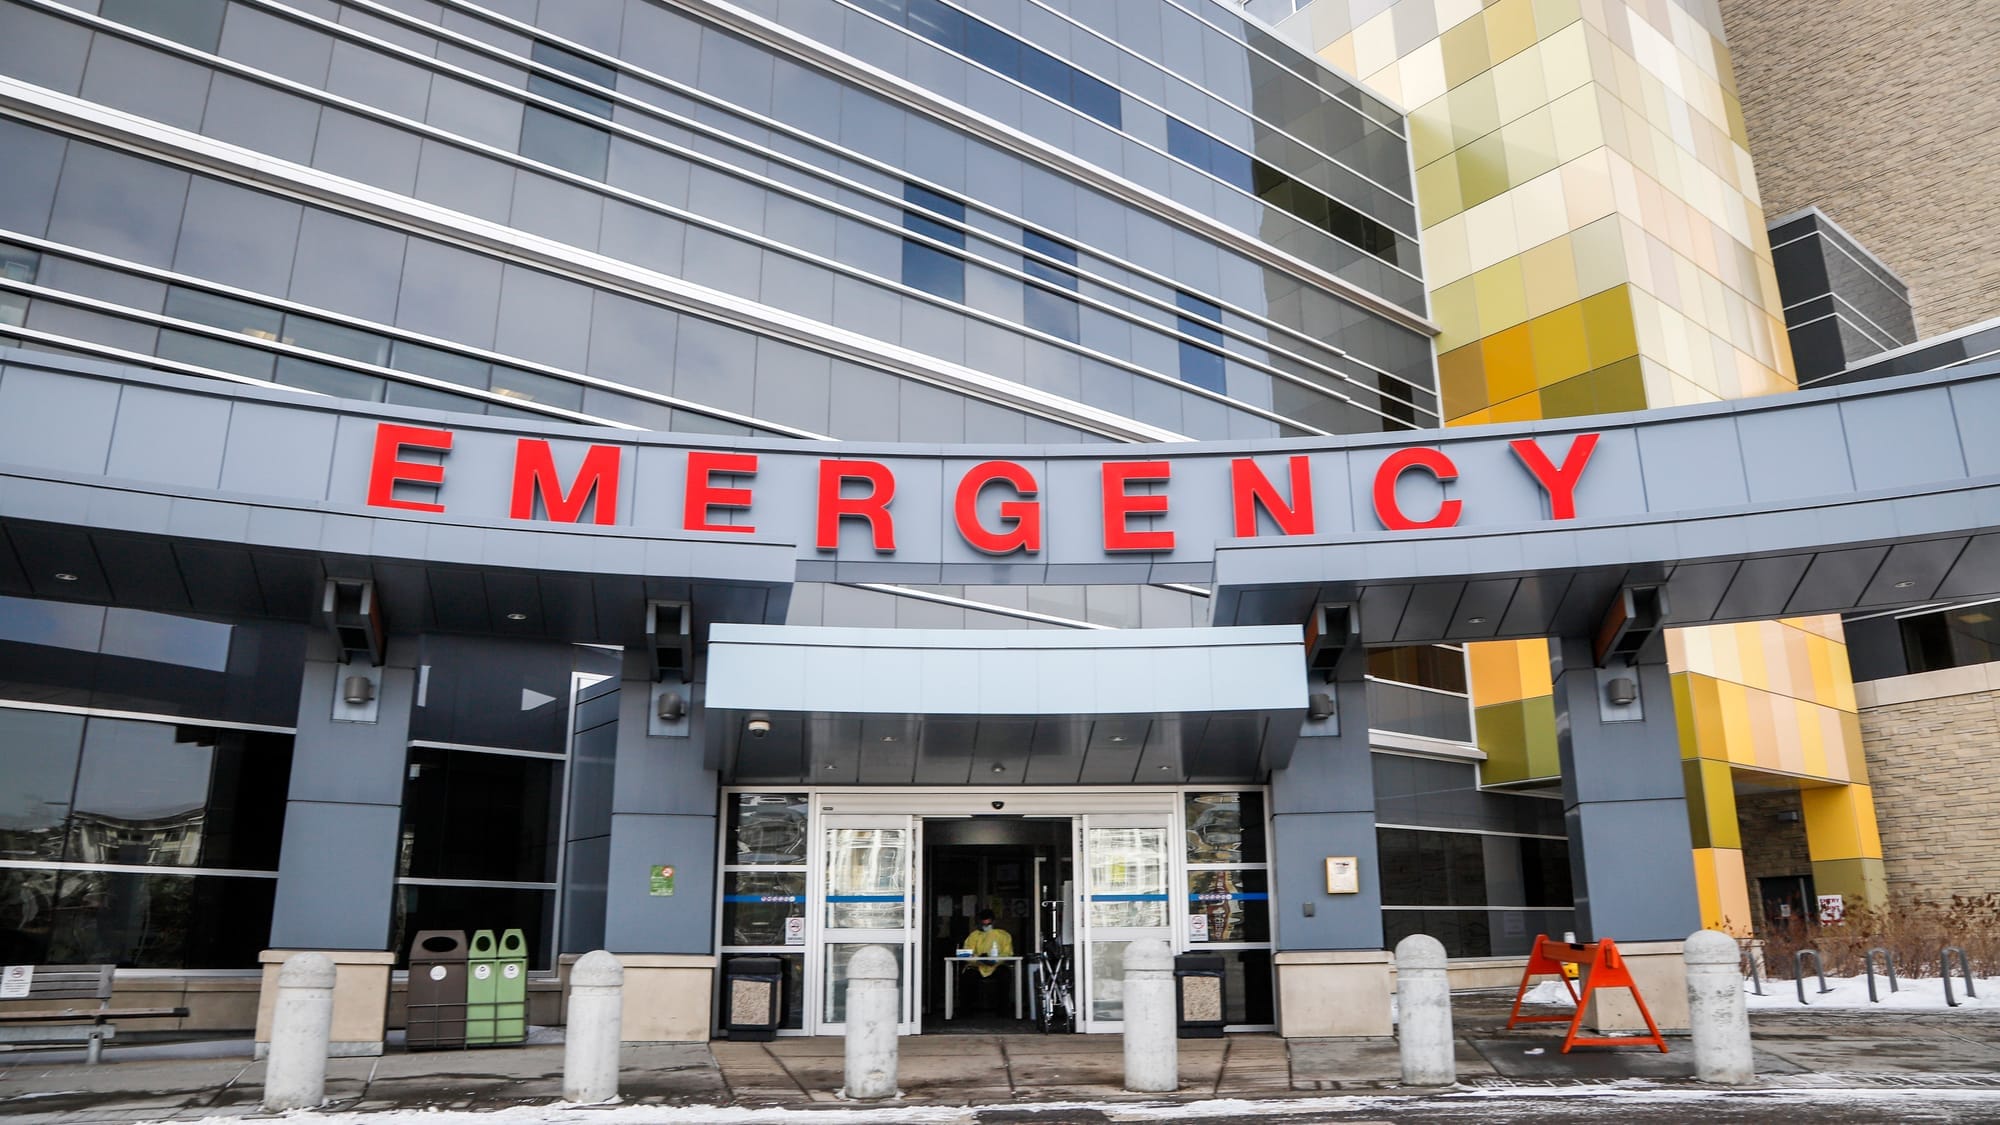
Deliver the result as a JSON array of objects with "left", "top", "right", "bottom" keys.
[
  {"left": 1684, "top": 929, "right": 1754, "bottom": 1084},
  {"left": 564, "top": 951, "right": 623, "bottom": 1104},
  {"left": 263, "top": 952, "right": 336, "bottom": 1112},
  {"left": 842, "top": 945, "right": 900, "bottom": 1100},
  {"left": 1122, "top": 939, "right": 1177, "bottom": 1093},
  {"left": 1395, "top": 934, "right": 1455, "bottom": 1086}
]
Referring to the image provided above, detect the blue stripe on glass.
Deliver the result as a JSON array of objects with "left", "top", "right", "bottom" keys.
[
  {"left": 1089, "top": 894, "right": 1170, "bottom": 902},
  {"left": 827, "top": 895, "right": 906, "bottom": 903},
  {"left": 1188, "top": 893, "right": 1270, "bottom": 902},
  {"left": 723, "top": 895, "right": 802, "bottom": 903}
]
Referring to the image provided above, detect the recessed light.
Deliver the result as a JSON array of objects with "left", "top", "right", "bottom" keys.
[
  {"left": 1158, "top": 764, "right": 1171, "bottom": 771},
  {"left": 990, "top": 763, "right": 1005, "bottom": 774},
  {"left": 881, "top": 735, "right": 897, "bottom": 743},
  {"left": 53, "top": 572, "right": 78, "bottom": 582},
  {"left": 824, "top": 763, "right": 837, "bottom": 771},
  {"left": 505, "top": 612, "right": 528, "bottom": 621},
  {"left": 1466, "top": 616, "right": 1486, "bottom": 625},
  {"left": 1892, "top": 580, "right": 1916, "bottom": 589},
  {"left": 1110, "top": 735, "right": 1126, "bottom": 743}
]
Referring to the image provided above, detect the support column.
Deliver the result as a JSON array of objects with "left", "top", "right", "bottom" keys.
[
  {"left": 1551, "top": 635, "right": 1698, "bottom": 1031},
  {"left": 260, "top": 632, "right": 416, "bottom": 1057},
  {"left": 600, "top": 648, "right": 718, "bottom": 1042},
  {"left": 1682, "top": 757, "right": 1752, "bottom": 934},
  {"left": 1269, "top": 636, "right": 1391, "bottom": 1037},
  {"left": 1801, "top": 783, "right": 1888, "bottom": 913}
]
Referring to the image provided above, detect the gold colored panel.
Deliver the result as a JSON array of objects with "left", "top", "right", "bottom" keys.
[
  {"left": 1457, "top": 132, "right": 1512, "bottom": 209},
  {"left": 1471, "top": 258, "right": 1529, "bottom": 335},
  {"left": 1481, "top": 322, "right": 1535, "bottom": 402},
  {"left": 1416, "top": 156, "right": 1465, "bottom": 223},
  {"left": 1438, "top": 342, "right": 1489, "bottom": 418},
  {"left": 1531, "top": 0, "right": 1584, "bottom": 38},
  {"left": 1502, "top": 107, "right": 1560, "bottom": 185},
  {"left": 1410, "top": 97, "right": 1456, "bottom": 168},
  {"left": 1483, "top": 0, "right": 1539, "bottom": 65},
  {"left": 1430, "top": 277, "right": 1481, "bottom": 352},
  {"left": 1581, "top": 286, "right": 1639, "bottom": 365},
  {"left": 1528, "top": 303, "right": 1589, "bottom": 384},
  {"left": 1440, "top": 15, "right": 1493, "bottom": 88}
]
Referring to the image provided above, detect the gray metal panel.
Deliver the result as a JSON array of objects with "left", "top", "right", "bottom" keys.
[
  {"left": 286, "top": 658, "right": 416, "bottom": 807},
  {"left": 1270, "top": 811, "right": 1381, "bottom": 949},
  {"left": 0, "top": 365, "right": 118, "bottom": 476},
  {"left": 1714, "top": 555, "right": 1811, "bottom": 622},
  {"left": 105, "top": 386, "right": 230, "bottom": 488},
  {"left": 1858, "top": 539, "right": 1966, "bottom": 605},
  {"left": 268, "top": 800, "right": 400, "bottom": 950},
  {"left": 1843, "top": 387, "right": 1965, "bottom": 492},
  {"left": 1938, "top": 534, "right": 2000, "bottom": 600},
  {"left": 603, "top": 812, "right": 718, "bottom": 954},
  {"left": 1635, "top": 417, "right": 1745, "bottom": 513},
  {"left": 1738, "top": 403, "right": 1853, "bottom": 503},
  {"left": 1786, "top": 546, "right": 1889, "bottom": 615}
]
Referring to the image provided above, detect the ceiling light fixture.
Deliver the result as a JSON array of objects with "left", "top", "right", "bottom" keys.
[
  {"left": 881, "top": 735, "right": 897, "bottom": 743},
  {"left": 505, "top": 612, "right": 528, "bottom": 621},
  {"left": 1466, "top": 616, "right": 1486, "bottom": 625},
  {"left": 990, "top": 763, "right": 1005, "bottom": 774},
  {"left": 1892, "top": 580, "right": 1916, "bottom": 589},
  {"left": 53, "top": 572, "right": 78, "bottom": 582}
]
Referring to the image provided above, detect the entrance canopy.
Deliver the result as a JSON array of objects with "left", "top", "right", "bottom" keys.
[{"left": 703, "top": 624, "right": 1308, "bottom": 784}]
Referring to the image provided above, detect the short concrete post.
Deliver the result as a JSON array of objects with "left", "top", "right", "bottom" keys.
[
  {"left": 842, "top": 945, "right": 900, "bottom": 1100},
  {"left": 563, "top": 951, "right": 623, "bottom": 1104},
  {"left": 1122, "top": 939, "right": 1177, "bottom": 1093},
  {"left": 1395, "top": 934, "right": 1455, "bottom": 1086},
  {"left": 263, "top": 952, "right": 335, "bottom": 1112},
  {"left": 1684, "top": 929, "right": 1753, "bottom": 1085}
]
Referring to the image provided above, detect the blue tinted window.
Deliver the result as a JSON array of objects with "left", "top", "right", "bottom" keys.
[
  {"left": 903, "top": 183, "right": 965, "bottom": 247},
  {"left": 532, "top": 41, "right": 618, "bottom": 90},
  {"left": 1177, "top": 291, "right": 1226, "bottom": 391},
  {"left": 1023, "top": 231, "right": 1077, "bottom": 287},
  {"left": 1178, "top": 340, "right": 1225, "bottom": 393},
  {"left": 905, "top": 0, "right": 964, "bottom": 51},
  {"left": 1070, "top": 73, "right": 1122, "bottom": 128},
  {"left": 1167, "top": 118, "right": 1211, "bottom": 169},
  {"left": 1018, "top": 44, "right": 1070, "bottom": 103},
  {"left": 965, "top": 20, "right": 1018, "bottom": 75},
  {"left": 520, "top": 106, "right": 610, "bottom": 179},
  {"left": 901, "top": 242, "right": 964, "bottom": 302}
]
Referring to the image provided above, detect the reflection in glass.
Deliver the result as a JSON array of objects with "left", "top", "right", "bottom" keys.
[
  {"left": 823, "top": 942, "right": 903, "bottom": 1024},
  {"left": 1087, "top": 940, "right": 1129, "bottom": 1020},
  {"left": 0, "top": 709, "right": 85, "bottom": 863},
  {"left": 28, "top": 870, "right": 276, "bottom": 968},
  {"left": 399, "top": 747, "right": 562, "bottom": 882},
  {"left": 726, "top": 793, "right": 808, "bottom": 864},
  {"left": 1187, "top": 869, "right": 1270, "bottom": 943},
  {"left": 1086, "top": 827, "right": 1166, "bottom": 927},
  {"left": 392, "top": 882, "right": 555, "bottom": 969},
  {"left": 722, "top": 870, "right": 806, "bottom": 946},
  {"left": 824, "top": 828, "right": 906, "bottom": 929},
  {"left": 1183, "top": 792, "right": 1267, "bottom": 863}
]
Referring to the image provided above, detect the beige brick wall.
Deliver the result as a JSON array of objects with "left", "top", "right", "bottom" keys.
[
  {"left": 1858, "top": 678, "right": 2000, "bottom": 899},
  {"left": 1718, "top": 0, "right": 2000, "bottom": 336},
  {"left": 1736, "top": 789, "right": 1810, "bottom": 932}
]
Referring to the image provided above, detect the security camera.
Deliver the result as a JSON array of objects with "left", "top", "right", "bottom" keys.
[
  {"left": 746, "top": 715, "right": 772, "bottom": 738},
  {"left": 991, "top": 800, "right": 1005, "bottom": 810}
]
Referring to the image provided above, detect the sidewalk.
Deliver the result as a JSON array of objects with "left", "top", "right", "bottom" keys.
[{"left": 5, "top": 990, "right": 2000, "bottom": 1122}]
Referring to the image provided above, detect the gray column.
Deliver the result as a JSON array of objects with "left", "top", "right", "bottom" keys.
[
  {"left": 602, "top": 649, "right": 719, "bottom": 954},
  {"left": 1269, "top": 640, "right": 1380, "bottom": 951},
  {"left": 269, "top": 633, "right": 416, "bottom": 950},
  {"left": 1550, "top": 636, "right": 1700, "bottom": 942}
]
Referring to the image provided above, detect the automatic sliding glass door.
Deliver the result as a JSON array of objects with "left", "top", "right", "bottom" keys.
[
  {"left": 815, "top": 814, "right": 919, "bottom": 1035},
  {"left": 1074, "top": 813, "right": 1174, "bottom": 1033}
]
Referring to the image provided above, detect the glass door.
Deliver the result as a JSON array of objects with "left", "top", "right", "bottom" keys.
[
  {"left": 1074, "top": 813, "right": 1175, "bottom": 1033},
  {"left": 815, "top": 814, "right": 919, "bottom": 1034}
]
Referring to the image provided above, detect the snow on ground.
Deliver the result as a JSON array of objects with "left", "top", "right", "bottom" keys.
[{"left": 1517, "top": 974, "right": 2000, "bottom": 1010}]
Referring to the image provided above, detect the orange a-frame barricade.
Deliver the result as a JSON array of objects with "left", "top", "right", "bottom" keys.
[{"left": 1504, "top": 935, "right": 1668, "bottom": 1054}]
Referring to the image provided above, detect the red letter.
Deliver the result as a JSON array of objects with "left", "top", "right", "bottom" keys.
[
  {"left": 684, "top": 451, "right": 757, "bottom": 534},
  {"left": 1230, "top": 455, "right": 1315, "bottom": 538},
  {"left": 510, "top": 439, "right": 621, "bottom": 525},
  {"left": 816, "top": 459, "right": 897, "bottom": 551},
  {"left": 1372, "top": 447, "right": 1461, "bottom": 530},
  {"left": 365, "top": 422, "right": 453, "bottom": 513},
  {"left": 1102, "top": 461, "right": 1174, "bottom": 551},
  {"left": 1509, "top": 433, "right": 1600, "bottom": 520},
  {"left": 954, "top": 460, "right": 1042, "bottom": 554}
]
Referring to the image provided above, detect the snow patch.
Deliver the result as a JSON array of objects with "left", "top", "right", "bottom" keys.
[{"left": 1744, "top": 973, "right": 2000, "bottom": 1010}]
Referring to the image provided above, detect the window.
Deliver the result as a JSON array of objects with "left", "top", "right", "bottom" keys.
[
  {"left": 528, "top": 42, "right": 616, "bottom": 118},
  {"left": 1377, "top": 827, "right": 1575, "bottom": 958},
  {"left": 1170, "top": 117, "right": 1400, "bottom": 264},
  {"left": 520, "top": 41, "right": 614, "bottom": 179},
  {"left": 1022, "top": 230, "right": 1078, "bottom": 342},
  {"left": 860, "top": 0, "right": 1120, "bottom": 128},
  {"left": 1184, "top": 792, "right": 1275, "bottom": 1025},
  {"left": 718, "top": 793, "right": 809, "bottom": 1030},
  {"left": 99, "top": 0, "right": 226, "bottom": 52},
  {"left": 0, "top": 242, "right": 36, "bottom": 331},
  {"left": 1176, "top": 291, "right": 1226, "bottom": 393},
  {"left": 901, "top": 183, "right": 965, "bottom": 302}
]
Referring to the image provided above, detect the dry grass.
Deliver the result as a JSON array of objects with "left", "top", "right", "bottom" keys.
[{"left": 1755, "top": 893, "right": 2000, "bottom": 980}]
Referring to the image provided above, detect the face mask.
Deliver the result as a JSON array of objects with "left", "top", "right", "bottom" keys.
[{"left": 980, "top": 923, "right": 992, "bottom": 931}]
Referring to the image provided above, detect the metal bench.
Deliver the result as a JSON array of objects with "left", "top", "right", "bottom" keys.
[{"left": 0, "top": 965, "right": 190, "bottom": 1064}]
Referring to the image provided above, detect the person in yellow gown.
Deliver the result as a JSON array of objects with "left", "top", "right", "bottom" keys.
[{"left": 961, "top": 908, "right": 1014, "bottom": 1014}]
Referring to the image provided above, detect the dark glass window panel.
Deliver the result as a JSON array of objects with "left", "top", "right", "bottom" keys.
[
  {"left": 726, "top": 793, "right": 809, "bottom": 864},
  {"left": 1188, "top": 869, "right": 1269, "bottom": 942},
  {"left": 1184, "top": 792, "right": 1268, "bottom": 863},
  {"left": 1023, "top": 286, "right": 1078, "bottom": 342},
  {"left": 0, "top": 241, "right": 38, "bottom": 282},
  {"left": 399, "top": 747, "right": 561, "bottom": 883},
  {"left": 1221, "top": 948, "right": 1274, "bottom": 1024},
  {"left": 0, "top": 708, "right": 86, "bottom": 863},
  {"left": 1176, "top": 290, "right": 1224, "bottom": 323},
  {"left": 721, "top": 870, "right": 806, "bottom": 945},
  {"left": 99, "top": 0, "right": 226, "bottom": 52},
  {"left": 1367, "top": 646, "right": 1468, "bottom": 694},
  {"left": 0, "top": 292, "right": 26, "bottom": 330},
  {"left": 1166, "top": 117, "right": 1211, "bottom": 169},
  {"left": 43, "top": 871, "right": 275, "bottom": 968},
  {"left": 1022, "top": 231, "right": 1077, "bottom": 288},
  {"left": 904, "top": 0, "right": 964, "bottom": 51},
  {"left": 62, "top": 720, "right": 291, "bottom": 871},
  {"left": 408, "top": 635, "right": 578, "bottom": 751},
  {"left": 1366, "top": 679, "right": 1473, "bottom": 742},
  {"left": 528, "top": 75, "right": 615, "bottom": 120},
  {"left": 1383, "top": 907, "right": 1575, "bottom": 959},
  {"left": 1376, "top": 828, "right": 1490, "bottom": 908},
  {"left": 491, "top": 365, "right": 585, "bottom": 412},
  {"left": 274, "top": 356, "right": 386, "bottom": 401},
  {"left": 964, "top": 19, "right": 1018, "bottom": 75},
  {"left": 156, "top": 329, "right": 271, "bottom": 379},
  {"left": 519, "top": 106, "right": 611, "bottom": 180},
  {"left": 1017, "top": 44, "right": 1070, "bottom": 103},
  {"left": 1519, "top": 838, "right": 1573, "bottom": 908},
  {"left": 902, "top": 241, "right": 964, "bottom": 302},
  {"left": 393, "top": 883, "right": 554, "bottom": 970},
  {"left": 1070, "top": 73, "right": 1122, "bottom": 128},
  {"left": 164, "top": 286, "right": 283, "bottom": 341},
  {"left": 392, "top": 341, "right": 490, "bottom": 388},
  {"left": 531, "top": 40, "right": 618, "bottom": 92},
  {"left": 281, "top": 315, "right": 389, "bottom": 365}
]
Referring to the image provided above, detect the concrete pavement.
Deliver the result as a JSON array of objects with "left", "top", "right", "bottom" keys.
[{"left": 4, "top": 990, "right": 2000, "bottom": 1121}]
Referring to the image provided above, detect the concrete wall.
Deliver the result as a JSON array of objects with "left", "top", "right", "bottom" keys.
[
  {"left": 1721, "top": 0, "right": 2000, "bottom": 337},
  {"left": 1856, "top": 662, "right": 2000, "bottom": 899}
]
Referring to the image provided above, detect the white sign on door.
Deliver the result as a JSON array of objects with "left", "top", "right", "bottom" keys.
[
  {"left": 1187, "top": 914, "right": 1209, "bottom": 942},
  {"left": 784, "top": 915, "right": 806, "bottom": 946},
  {"left": 1, "top": 965, "right": 33, "bottom": 999}
]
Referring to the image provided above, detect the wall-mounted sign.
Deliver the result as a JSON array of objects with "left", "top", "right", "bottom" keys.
[
  {"left": 784, "top": 916, "right": 806, "bottom": 946},
  {"left": 1818, "top": 894, "right": 1844, "bottom": 924},
  {"left": 1188, "top": 914, "right": 1210, "bottom": 942},
  {"left": 1325, "top": 856, "right": 1359, "bottom": 895},
  {"left": 0, "top": 965, "right": 31, "bottom": 999},
  {"left": 650, "top": 864, "right": 676, "bottom": 897}
]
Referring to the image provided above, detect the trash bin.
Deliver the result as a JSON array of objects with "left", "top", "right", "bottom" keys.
[
  {"left": 408, "top": 930, "right": 469, "bottom": 1050},
  {"left": 722, "top": 956, "right": 784, "bottom": 1041},
  {"left": 466, "top": 930, "right": 499, "bottom": 1046},
  {"left": 1174, "top": 953, "right": 1227, "bottom": 1039},
  {"left": 494, "top": 928, "right": 528, "bottom": 1045}
]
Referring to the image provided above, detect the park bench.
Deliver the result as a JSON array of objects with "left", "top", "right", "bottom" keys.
[{"left": 0, "top": 965, "right": 190, "bottom": 1064}]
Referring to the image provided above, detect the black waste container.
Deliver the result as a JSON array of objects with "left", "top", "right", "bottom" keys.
[
  {"left": 407, "top": 930, "right": 469, "bottom": 1050},
  {"left": 1174, "top": 953, "right": 1227, "bottom": 1039},
  {"left": 722, "top": 956, "right": 784, "bottom": 1041}
]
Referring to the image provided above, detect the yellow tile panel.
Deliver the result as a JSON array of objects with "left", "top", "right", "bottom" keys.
[
  {"left": 1417, "top": 156, "right": 1465, "bottom": 223},
  {"left": 1580, "top": 286, "right": 1639, "bottom": 365},
  {"left": 1532, "top": 0, "right": 1585, "bottom": 39},
  {"left": 1423, "top": 212, "right": 1473, "bottom": 285},
  {"left": 1549, "top": 86, "right": 1604, "bottom": 166},
  {"left": 1438, "top": 341, "right": 1488, "bottom": 419},
  {"left": 1691, "top": 847, "right": 1750, "bottom": 935},
  {"left": 1490, "top": 46, "right": 1550, "bottom": 125},
  {"left": 1484, "top": 0, "right": 1539, "bottom": 63},
  {"left": 1458, "top": 131, "right": 1513, "bottom": 207},
  {"left": 1502, "top": 108, "right": 1561, "bottom": 186},
  {"left": 1450, "top": 70, "right": 1503, "bottom": 145},
  {"left": 1472, "top": 258, "right": 1530, "bottom": 334},
  {"left": 1528, "top": 302, "right": 1590, "bottom": 384},
  {"left": 1519, "top": 235, "right": 1579, "bottom": 318},
  {"left": 1430, "top": 276, "right": 1480, "bottom": 352},
  {"left": 1481, "top": 322, "right": 1536, "bottom": 402},
  {"left": 1441, "top": 15, "right": 1493, "bottom": 88},
  {"left": 1801, "top": 785, "right": 1883, "bottom": 863}
]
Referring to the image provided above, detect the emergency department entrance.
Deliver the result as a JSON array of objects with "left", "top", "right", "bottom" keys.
[{"left": 715, "top": 788, "right": 1275, "bottom": 1036}]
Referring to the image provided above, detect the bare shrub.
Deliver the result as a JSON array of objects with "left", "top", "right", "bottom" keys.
[{"left": 1755, "top": 893, "right": 2000, "bottom": 980}]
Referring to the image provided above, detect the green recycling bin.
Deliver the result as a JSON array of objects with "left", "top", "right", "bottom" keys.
[
  {"left": 466, "top": 930, "right": 500, "bottom": 1046},
  {"left": 494, "top": 928, "right": 528, "bottom": 1044}
]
